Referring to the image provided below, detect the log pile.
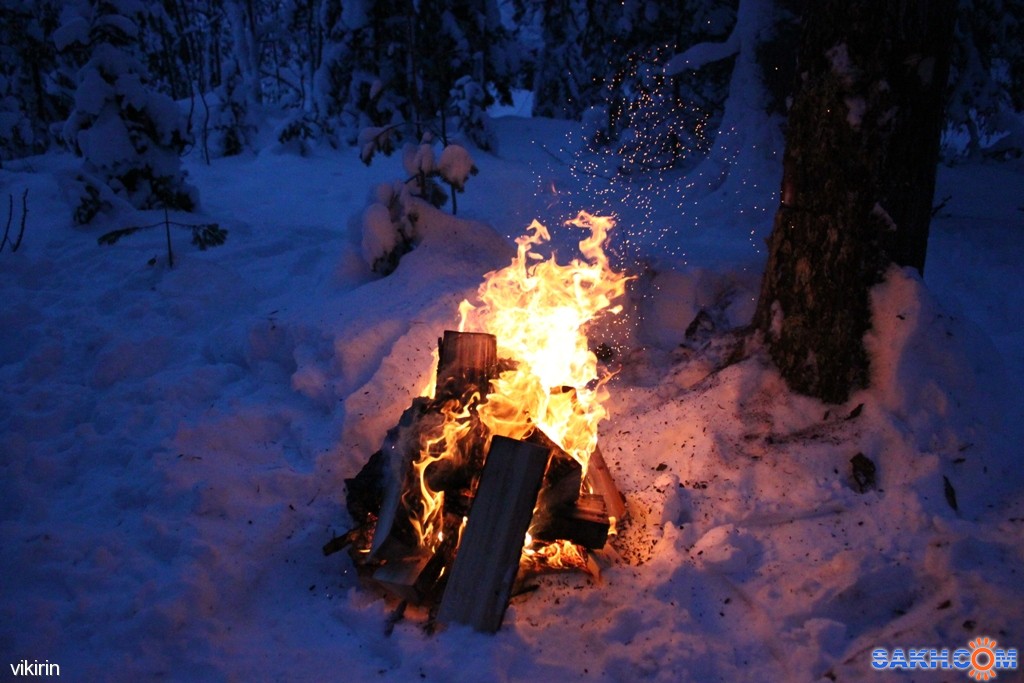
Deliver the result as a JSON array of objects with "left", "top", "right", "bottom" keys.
[{"left": 328, "top": 331, "right": 627, "bottom": 633}]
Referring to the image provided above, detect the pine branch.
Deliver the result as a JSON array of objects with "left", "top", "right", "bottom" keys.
[{"left": 97, "top": 215, "right": 228, "bottom": 264}]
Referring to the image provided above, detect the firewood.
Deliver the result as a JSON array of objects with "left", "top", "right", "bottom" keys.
[
  {"left": 526, "top": 427, "right": 585, "bottom": 543},
  {"left": 526, "top": 426, "right": 583, "bottom": 512},
  {"left": 372, "top": 514, "right": 461, "bottom": 605},
  {"left": 435, "top": 330, "right": 497, "bottom": 403},
  {"left": 372, "top": 554, "right": 433, "bottom": 604},
  {"left": 322, "top": 528, "right": 361, "bottom": 556},
  {"left": 437, "top": 436, "right": 551, "bottom": 632},
  {"left": 384, "top": 600, "right": 408, "bottom": 637},
  {"left": 584, "top": 446, "right": 627, "bottom": 524},
  {"left": 370, "top": 398, "right": 442, "bottom": 561},
  {"left": 531, "top": 494, "right": 610, "bottom": 549},
  {"left": 344, "top": 450, "right": 385, "bottom": 523}
]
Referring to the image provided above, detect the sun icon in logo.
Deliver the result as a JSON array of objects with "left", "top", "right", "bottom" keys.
[{"left": 967, "top": 636, "right": 999, "bottom": 681}]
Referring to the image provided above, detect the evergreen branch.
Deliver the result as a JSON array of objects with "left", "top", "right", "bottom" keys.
[
  {"left": 190, "top": 223, "right": 228, "bottom": 250},
  {"left": 99, "top": 222, "right": 165, "bottom": 245},
  {"left": 97, "top": 225, "right": 147, "bottom": 246},
  {"left": 97, "top": 215, "right": 228, "bottom": 263}
]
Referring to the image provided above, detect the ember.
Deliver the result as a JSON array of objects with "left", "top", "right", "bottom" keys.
[{"left": 329, "top": 212, "right": 631, "bottom": 632}]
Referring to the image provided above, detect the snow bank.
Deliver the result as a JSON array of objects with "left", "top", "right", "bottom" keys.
[{"left": 1, "top": 118, "right": 1020, "bottom": 682}]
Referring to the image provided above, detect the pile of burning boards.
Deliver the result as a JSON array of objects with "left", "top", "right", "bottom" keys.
[{"left": 327, "top": 330, "right": 627, "bottom": 633}]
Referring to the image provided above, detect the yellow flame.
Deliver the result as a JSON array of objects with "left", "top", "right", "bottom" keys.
[
  {"left": 406, "top": 398, "right": 476, "bottom": 552},
  {"left": 404, "top": 212, "right": 629, "bottom": 556},
  {"left": 461, "top": 212, "right": 630, "bottom": 472},
  {"left": 522, "top": 538, "right": 590, "bottom": 572}
]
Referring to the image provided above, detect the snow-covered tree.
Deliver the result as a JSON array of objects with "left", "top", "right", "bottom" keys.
[
  {"left": 59, "top": 0, "right": 197, "bottom": 221},
  {"left": 532, "top": 0, "right": 591, "bottom": 119},
  {"left": 947, "top": 0, "right": 1024, "bottom": 158},
  {"left": 209, "top": 57, "right": 255, "bottom": 157},
  {"left": 0, "top": 0, "right": 68, "bottom": 161},
  {"left": 600, "top": 1, "right": 736, "bottom": 174}
]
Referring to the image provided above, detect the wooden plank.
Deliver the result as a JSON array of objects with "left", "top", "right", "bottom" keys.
[
  {"left": 585, "top": 446, "right": 627, "bottom": 524},
  {"left": 372, "top": 554, "right": 432, "bottom": 604},
  {"left": 437, "top": 435, "right": 550, "bottom": 632}
]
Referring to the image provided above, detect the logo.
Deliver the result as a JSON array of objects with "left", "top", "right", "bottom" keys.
[{"left": 872, "top": 636, "right": 1018, "bottom": 679}]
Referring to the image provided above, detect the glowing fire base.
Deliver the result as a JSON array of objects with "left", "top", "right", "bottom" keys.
[
  {"left": 333, "top": 330, "right": 626, "bottom": 633},
  {"left": 327, "top": 213, "right": 630, "bottom": 633}
]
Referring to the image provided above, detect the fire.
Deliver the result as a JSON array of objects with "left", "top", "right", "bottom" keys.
[
  {"left": 404, "top": 211, "right": 629, "bottom": 556},
  {"left": 522, "top": 538, "right": 591, "bottom": 573},
  {"left": 460, "top": 211, "right": 630, "bottom": 471},
  {"left": 405, "top": 398, "right": 476, "bottom": 553}
]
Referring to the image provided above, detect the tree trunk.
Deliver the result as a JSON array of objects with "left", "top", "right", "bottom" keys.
[{"left": 754, "top": 0, "right": 955, "bottom": 404}]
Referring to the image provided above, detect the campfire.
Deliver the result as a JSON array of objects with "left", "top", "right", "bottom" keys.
[{"left": 327, "top": 212, "right": 631, "bottom": 632}]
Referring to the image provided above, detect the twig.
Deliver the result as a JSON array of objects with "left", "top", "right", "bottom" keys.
[
  {"left": 322, "top": 528, "right": 359, "bottom": 556},
  {"left": 931, "top": 194, "right": 952, "bottom": 218},
  {"left": 164, "top": 208, "right": 174, "bottom": 268},
  {"left": 0, "top": 194, "right": 11, "bottom": 252},
  {"left": 97, "top": 216, "right": 227, "bottom": 262},
  {"left": 383, "top": 600, "right": 408, "bottom": 637},
  {"left": 1, "top": 189, "right": 28, "bottom": 253},
  {"left": 539, "top": 144, "right": 569, "bottom": 166},
  {"left": 14, "top": 189, "right": 27, "bottom": 251}
]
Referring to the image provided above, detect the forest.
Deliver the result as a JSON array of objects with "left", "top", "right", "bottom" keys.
[{"left": 1, "top": 0, "right": 1022, "bottom": 680}]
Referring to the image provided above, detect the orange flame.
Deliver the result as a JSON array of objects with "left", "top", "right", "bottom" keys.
[
  {"left": 404, "top": 211, "right": 629, "bottom": 555},
  {"left": 522, "top": 535, "right": 592, "bottom": 573},
  {"left": 460, "top": 211, "right": 630, "bottom": 472}
]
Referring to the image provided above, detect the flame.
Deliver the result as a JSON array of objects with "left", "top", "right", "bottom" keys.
[
  {"left": 522, "top": 538, "right": 591, "bottom": 573},
  {"left": 402, "top": 211, "right": 629, "bottom": 560},
  {"left": 461, "top": 211, "right": 630, "bottom": 471},
  {"left": 405, "top": 398, "right": 476, "bottom": 553}
]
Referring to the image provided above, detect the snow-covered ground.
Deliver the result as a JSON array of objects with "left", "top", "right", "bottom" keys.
[{"left": 1, "top": 118, "right": 1021, "bottom": 681}]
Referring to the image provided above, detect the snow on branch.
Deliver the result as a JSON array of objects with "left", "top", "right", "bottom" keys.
[{"left": 664, "top": 31, "right": 740, "bottom": 76}]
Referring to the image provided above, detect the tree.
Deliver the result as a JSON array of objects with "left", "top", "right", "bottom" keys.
[
  {"left": 947, "top": 0, "right": 1024, "bottom": 159},
  {"left": 532, "top": 0, "right": 591, "bottom": 119},
  {"left": 0, "top": 0, "right": 68, "bottom": 161},
  {"left": 754, "top": 0, "right": 956, "bottom": 403},
  {"left": 59, "top": 0, "right": 197, "bottom": 221}
]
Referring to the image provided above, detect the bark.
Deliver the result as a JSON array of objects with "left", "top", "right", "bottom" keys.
[{"left": 754, "top": 0, "right": 955, "bottom": 404}]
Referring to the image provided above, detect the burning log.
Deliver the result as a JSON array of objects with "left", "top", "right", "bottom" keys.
[
  {"left": 435, "top": 330, "right": 497, "bottom": 403},
  {"left": 369, "top": 398, "right": 441, "bottom": 561},
  {"left": 526, "top": 426, "right": 583, "bottom": 512},
  {"left": 372, "top": 554, "right": 433, "bottom": 604},
  {"left": 530, "top": 494, "right": 609, "bottom": 550},
  {"left": 370, "top": 513, "right": 461, "bottom": 605},
  {"left": 331, "top": 214, "right": 635, "bottom": 632},
  {"left": 437, "top": 436, "right": 550, "bottom": 632}
]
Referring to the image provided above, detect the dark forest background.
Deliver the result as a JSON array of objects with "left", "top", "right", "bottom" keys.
[{"left": 1, "top": 0, "right": 1021, "bottom": 220}]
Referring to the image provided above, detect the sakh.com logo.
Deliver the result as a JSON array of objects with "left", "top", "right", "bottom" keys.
[{"left": 872, "top": 636, "right": 1018, "bottom": 679}]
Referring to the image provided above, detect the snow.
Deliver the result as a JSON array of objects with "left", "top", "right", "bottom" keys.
[
  {"left": 52, "top": 17, "right": 89, "bottom": 52},
  {"left": 664, "top": 34, "right": 740, "bottom": 76},
  {"left": 2, "top": 113, "right": 1023, "bottom": 681},
  {"left": 826, "top": 43, "right": 856, "bottom": 87},
  {"left": 438, "top": 144, "right": 476, "bottom": 189}
]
